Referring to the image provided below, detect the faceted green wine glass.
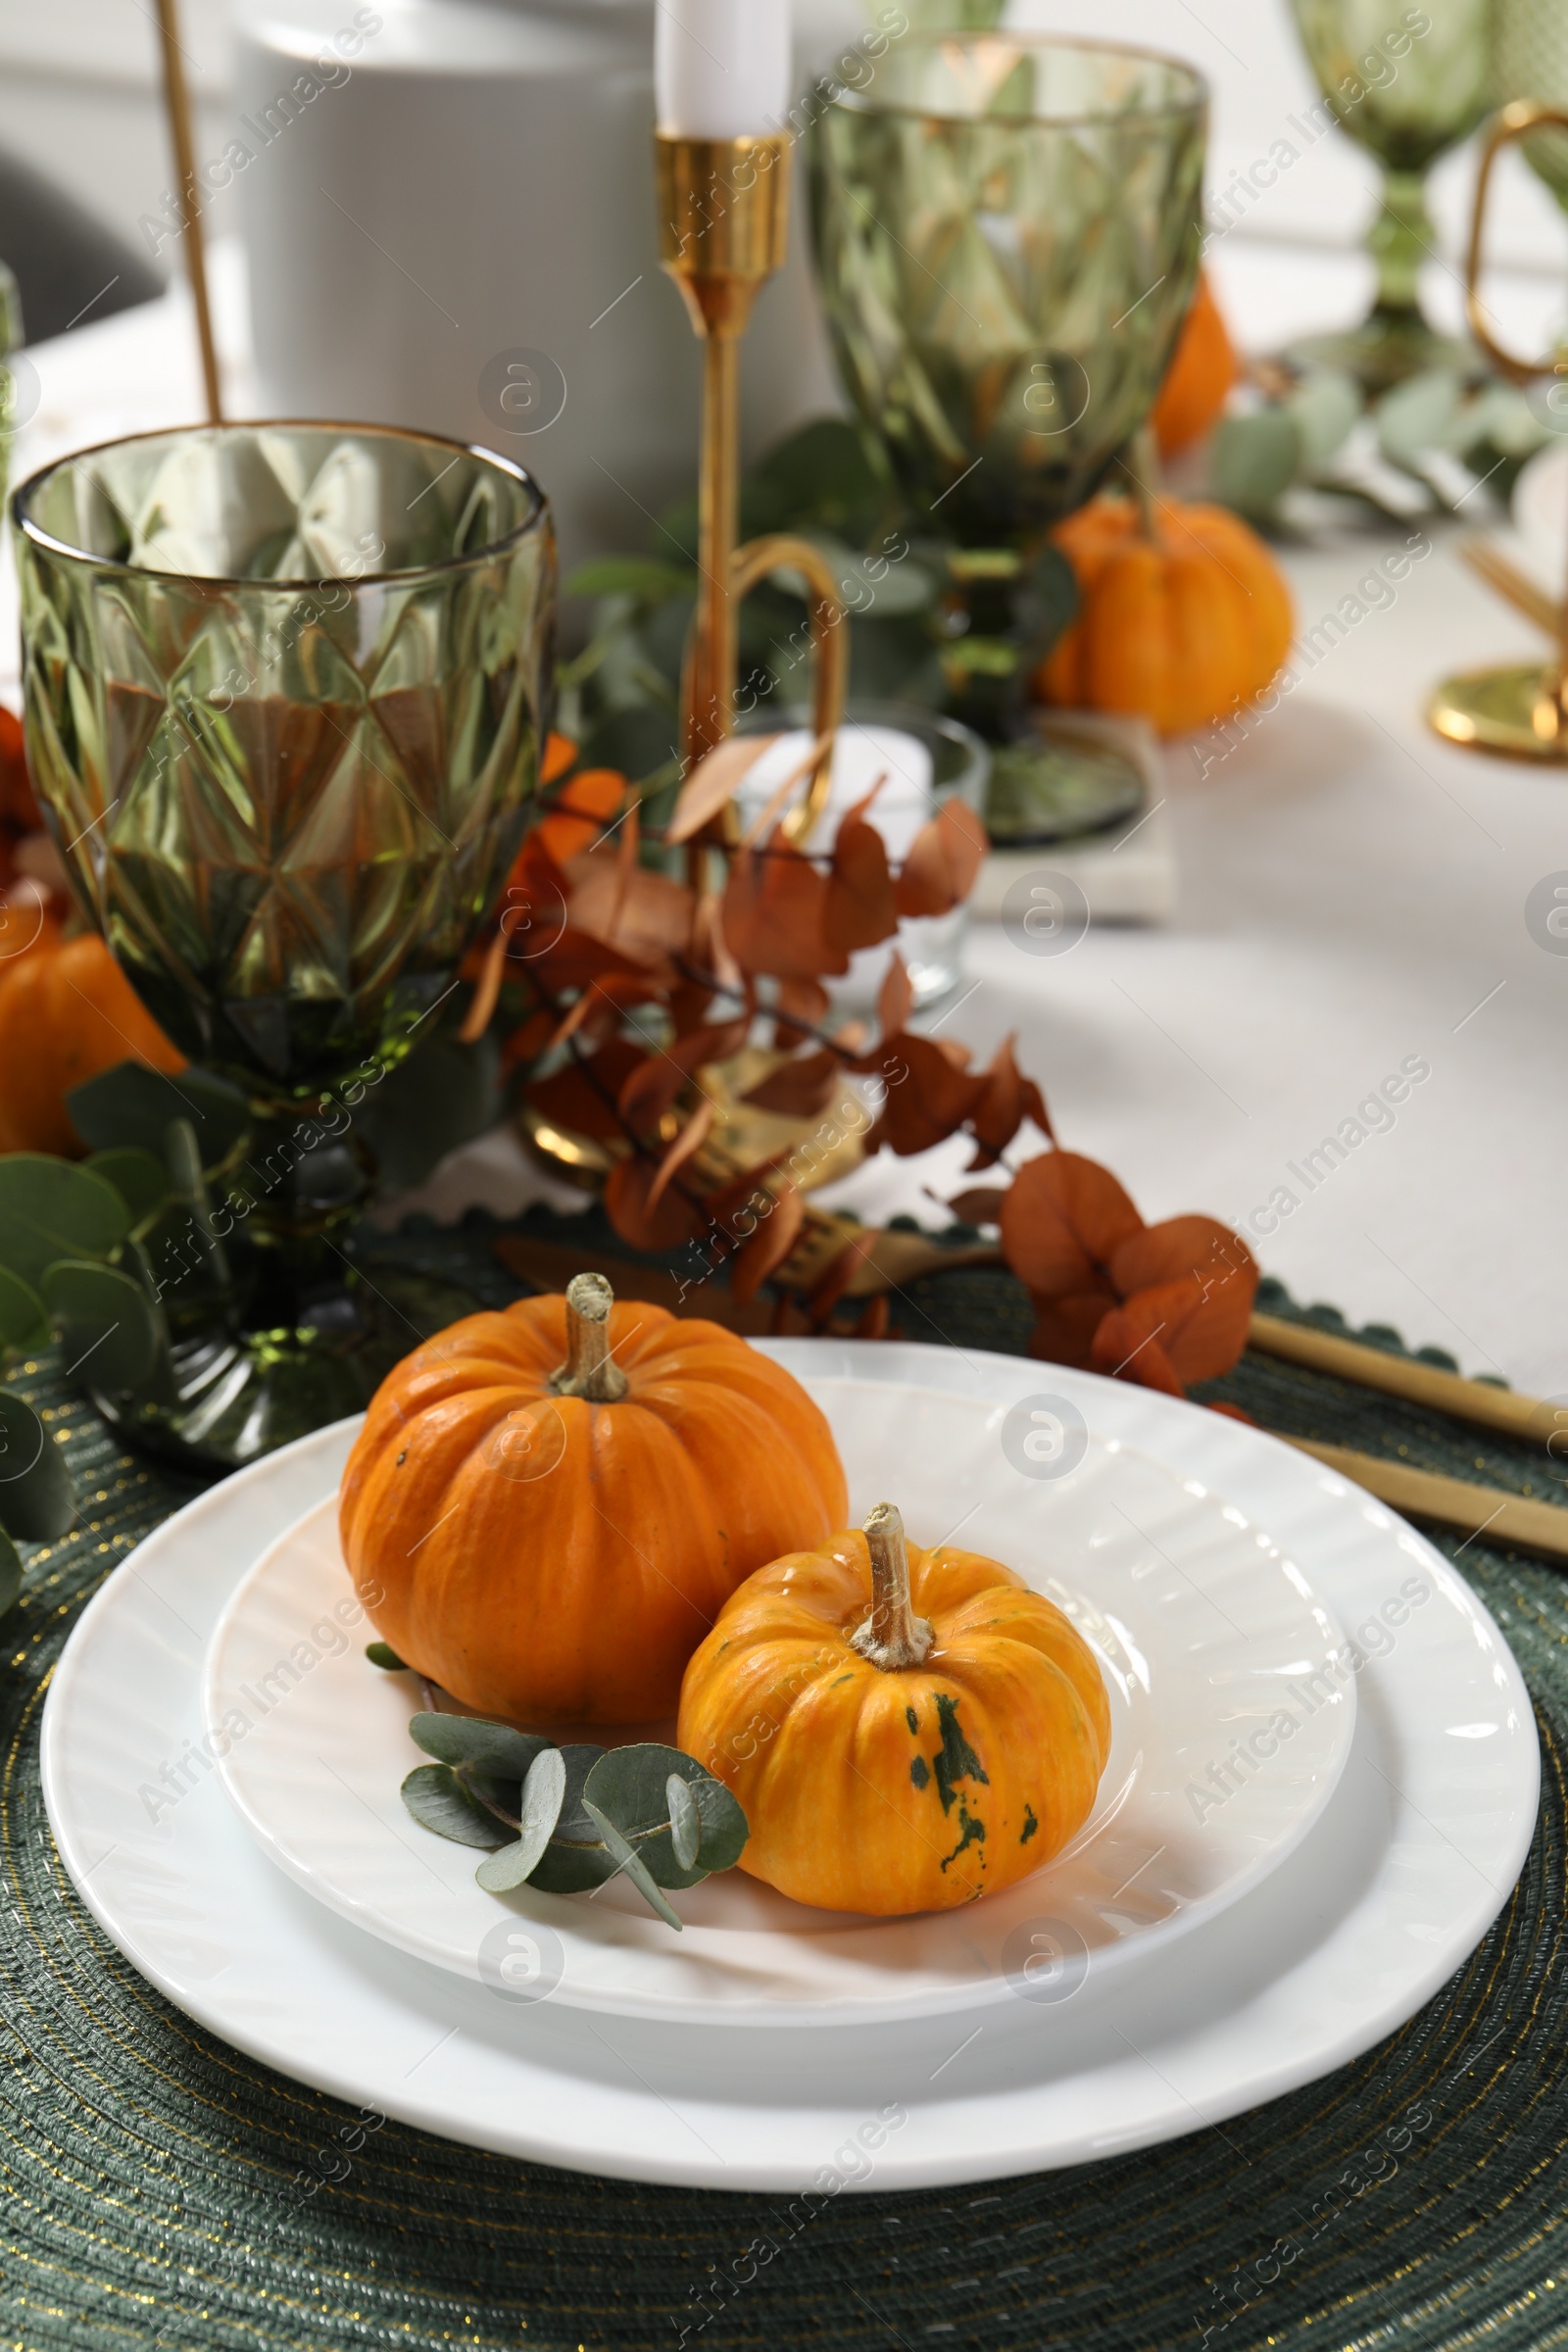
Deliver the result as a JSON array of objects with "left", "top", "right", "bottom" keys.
[
  {"left": 1286, "top": 0, "right": 1494, "bottom": 389},
  {"left": 809, "top": 35, "right": 1207, "bottom": 547},
  {"left": 1497, "top": 0, "right": 1568, "bottom": 211},
  {"left": 13, "top": 422, "right": 556, "bottom": 1469}
]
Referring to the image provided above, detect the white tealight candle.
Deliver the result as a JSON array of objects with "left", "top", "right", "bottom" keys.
[
  {"left": 655, "top": 0, "right": 792, "bottom": 140},
  {"left": 736, "top": 723, "right": 935, "bottom": 861}
]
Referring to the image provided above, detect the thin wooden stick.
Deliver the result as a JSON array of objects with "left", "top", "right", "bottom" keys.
[
  {"left": 1277, "top": 1436, "right": 1568, "bottom": 1565},
  {"left": 154, "top": 0, "right": 222, "bottom": 424},
  {"left": 1248, "top": 1312, "right": 1561, "bottom": 1447}
]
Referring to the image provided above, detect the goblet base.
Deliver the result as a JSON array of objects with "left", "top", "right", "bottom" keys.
[
  {"left": 1283, "top": 310, "right": 1476, "bottom": 398},
  {"left": 1428, "top": 662, "right": 1568, "bottom": 762},
  {"left": 90, "top": 1264, "right": 479, "bottom": 1474}
]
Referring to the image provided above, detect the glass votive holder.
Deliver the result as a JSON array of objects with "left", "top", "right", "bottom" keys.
[{"left": 734, "top": 700, "right": 989, "bottom": 1012}]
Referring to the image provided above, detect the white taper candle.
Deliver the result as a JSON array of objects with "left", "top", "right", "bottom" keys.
[{"left": 655, "top": 0, "right": 792, "bottom": 139}]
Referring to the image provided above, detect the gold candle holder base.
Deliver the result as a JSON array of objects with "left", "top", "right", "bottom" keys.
[
  {"left": 657, "top": 132, "right": 847, "bottom": 838},
  {"left": 1428, "top": 664, "right": 1568, "bottom": 761}
]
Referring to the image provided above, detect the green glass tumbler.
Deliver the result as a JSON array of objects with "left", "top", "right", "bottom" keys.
[
  {"left": 809, "top": 35, "right": 1208, "bottom": 547},
  {"left": 1286, "top": 0, "right": 1495, "bottom": 389},
  {"left": 13, "top": 421, "right": 556, "bottom": 1469}
]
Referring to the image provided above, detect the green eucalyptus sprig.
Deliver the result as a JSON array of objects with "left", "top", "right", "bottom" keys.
[{"left": 372, "top": 1651, "right": 748, "bottom": 1931}]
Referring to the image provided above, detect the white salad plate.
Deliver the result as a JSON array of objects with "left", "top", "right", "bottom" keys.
[
  {"left": 40, "top": 1342, "right": 1539, "bottom": 2191},
  {"left": 199, "top": 1373, "right": 1355, "bottom": 2023}
]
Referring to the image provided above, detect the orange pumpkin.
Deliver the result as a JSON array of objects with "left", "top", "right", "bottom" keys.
[
  {"left": 676, "top": 1500, "right": 1110, "bottom": 1915},
  {"left": 0, "top": 922, "right": 186, "bottom": 1155},
  {"left": 1152, "top": 272, "right": 1238, "bottom": 458},
  {"left": 340, "top": 1273, "right": 849, "bottom": 1725},
  {"left": 1036, "top": 493, "right": 1294, "bottom": 736}
]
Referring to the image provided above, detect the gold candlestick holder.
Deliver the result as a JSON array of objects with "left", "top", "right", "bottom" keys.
[
  {"left": 1429, "top": 99, "right": 1568, "bottom": 761},
  {"left": 656, "top": 132, "right": 847, "bottom": 844}
]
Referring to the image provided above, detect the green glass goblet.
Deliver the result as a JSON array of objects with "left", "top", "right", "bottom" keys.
[
  {"left": 810, "top": 34, "right": 1204, "bottom": 829},
  {"left": 1285, "top": 0, "right": 1495, "bottom": 390},
  {"left": 1498, "top": 0, "right": 1568, "bottom": 211},
  {"left": 13, "top": 421, "right": 556, "bottom": 1470},
  {"left": 811, "top": 34, "right": 1207, "bottom": 546}
]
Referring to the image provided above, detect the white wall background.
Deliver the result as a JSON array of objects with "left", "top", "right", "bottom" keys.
[{"left": 9, "top": 0, "right": 1567, "bottom": 287}]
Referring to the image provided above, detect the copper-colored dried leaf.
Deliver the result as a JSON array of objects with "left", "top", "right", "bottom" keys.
[
  {"left": 722, "top": 842, "right": 848, "bottom": 981},
  {"left": 691, "top": 887, "right": 745, "bottom": 998},
  {"left": 1091, "top": 1283, "right": 1193, "bottom": 1395},
  {"left": 500, "top": 1006, "right": 556, "bottom": 1073},
  {"left": 999, "top": 1150, "right": 1145, "bottom": 1299},
  {"left": 647, "top": 1099, "right": 714, "bottom": 1211},
  {"left": 617, "top": 1017, "right": 749, "bottom": 1133},
  {"left": 526, "top": 1038, "right": 648, "bottom": 1142},
  {"left": 536, "top": 766, "right": 625, "bottom": 864},
  {"left": 876, "top": 953, "right": 913, "bottom": 1044},
  {"left": 892, "top": 795, "right": 990, "bottom": 919},
  {"left": 741, "top": 1048, "right": 842, "bottom": 1119},
  {"left": 1107, "top": 1216, "right": 1258, "bottom": 1382},
  {"left": 604, "top": 1152, "right": 707, "bottom": 1251},
  {"left": 806, "top": 1229, "right": 882, "bottom": 1323},
  {"left": 965, "top": 1033, "right": 1034, "bottom": 1169},
  {"left": 772, "top": 975, "right": 830, "bottom": 1049},
  {"left": 873, "top": 1033, "right": 987, "bottom": 1157},
  {"left": 947, "top": 1186, "right": 1009, "bottom": 1227},
  {"left": 566, "top": 847, "right": 694, "bottom": 968},
  {"left": 1019, "top": 1074, "right": 1054, "bottom": 1144},
  {"left": 825, "top": 816, "right": 898, "bottom": 955},
  {"left": 458, "top": 931, "right": 507, "bottom": 1044},
  {"left": 1027, "top": 1282, "right": 1119, "bottom": 1370},
  {"left": 730, "top": 1181, "right": 806, "bottom": 1305},
  {"left": 665, "top": 735, "right": 782, "bottom": 846}
]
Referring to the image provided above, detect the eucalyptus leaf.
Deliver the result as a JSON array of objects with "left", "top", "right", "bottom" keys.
[
  {"left": 0, "top": 1390, "right": 73, "bottom": 1543},
  {"left": 85, "top": 1148, "right": 170, "bottom": 1227},
  {"left": 582, "top": 1797, "right": 684, "bottom": 1931},
  {"left": 408, "top": 1711, "right": 553, "bottom": 1782},
  {"left": 357, "top": 1025, "right": 501, "bottom": 1195},
  {"left": 527, "top": 1742, "right": 618, "bottom": 1893},
  {"left": 1209, "top": 410, "right": 1302, "bottom": 521},
  {"left": 65, "top": 1060, "right": 250, "bottom": 1165},
  {"left": 0, "top": 1528, "right": 20, "bottom": 1620},
  {"left": 582, "top": 1742, "right": 745, "bottom": 1890},
  {"left": 667, "top": 1773, "right": 700, "bottom": 1874},
  {"left": 0, "top": 1156, "right": 129, "bottom": 1288},
  {"left": 400, "top": 1762, "right": 512, "bottom": 1850},
  {"left": 566, "top": 554, "right": 692, "bottom": 603},
  {"left": 163, "top": 1116, "right": 205, "bottom": 1201},
  {"left": 1285, "top": 370, "right": 1360, "bottom": 472},
  {"left": 474, "top": 1747, "right": 567, "bottom": 1892},
  {"left": 689, "top": 1769, "right": 749, "bottom": 1876},
  {"left": 1376, "top": 368, "right": 1463, "bottom": 470},
  {"left": 0, "top": 1266, "right": 48, "bottom": 1357},
  {"left": 42, "top": 1259, "right": 164, "bottom": 1393},
  {"left": 366, "top": 1642, "right": 406, "bottom": 1670}
]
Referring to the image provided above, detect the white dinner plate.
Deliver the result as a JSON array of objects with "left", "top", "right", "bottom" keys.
[
  {"left": 201, "top": 1381, "right": 1355, "bottom": 2023},
  {"left": 40, "top": 1343, "right": 1540, "bottom": 2190}
]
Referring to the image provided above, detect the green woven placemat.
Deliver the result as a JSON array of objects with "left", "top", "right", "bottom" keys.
[{"left": 3, "top": 1222, "right": 1565, "bottom": 2352}]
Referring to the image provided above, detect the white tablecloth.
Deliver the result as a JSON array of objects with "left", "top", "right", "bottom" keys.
[{"left": 9, "top": 242, "right": 1568, "bottom": 1397}]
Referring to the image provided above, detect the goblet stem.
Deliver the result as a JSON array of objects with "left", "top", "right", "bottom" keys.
[{"left": 1367, "top": 164, "right": 1432, "bottom": 321}]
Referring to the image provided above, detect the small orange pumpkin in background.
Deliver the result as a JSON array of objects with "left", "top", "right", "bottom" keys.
[
  {"left": 0, "top": 920, "right": 186, "bottom": 1155},
  {"left": 677, "top": 1500, "right": 1110, "bottom": 1916},
  {"left": 340, "top": 1273, "right": 849, "bottom": 1725},
  {"left": 1152, "top": 271, "right": 1238, "bottom": 458},
  {"left": 1036, "top": 492, "right": 1294, "bottom": 737}
]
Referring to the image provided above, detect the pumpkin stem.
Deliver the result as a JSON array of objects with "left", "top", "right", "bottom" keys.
[
  {"left": 550, "top": 1272, "right": 629, "bottom": 1402},
  {"left": 1126, "top": 422, "right": 1161, "bottom": 542},
  {"left": 851, "top": 1501, "right": 934, "bottom": 1672}
]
